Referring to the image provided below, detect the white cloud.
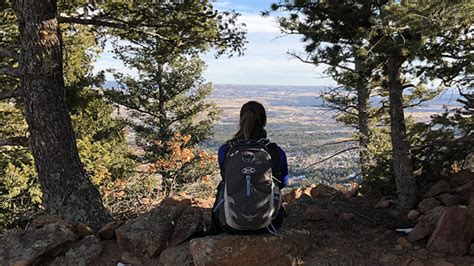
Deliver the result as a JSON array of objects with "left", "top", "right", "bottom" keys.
[{"left": 239, "top": 13, "right": 280, "bottom": 33}]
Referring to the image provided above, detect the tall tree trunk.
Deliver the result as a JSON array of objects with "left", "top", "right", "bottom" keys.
[
  {"left": 386, "top": 56, "right": 417, "bottom": 212},
  {"left": 14, "top": 0, "right": 111, "bottom": 229},
  {"left": 354, "top": 55, "right": 370, "bottom": 180}
]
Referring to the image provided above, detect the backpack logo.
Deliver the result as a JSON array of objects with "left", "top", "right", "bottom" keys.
[
  {"left": 242, "top": 152, "right": 256, "bottom": 163},
  {"left": 241, "top": 212, "right": 258, "bottom": 221},
  {"left": 241, "top": 167, "right": 256, "bottom": 174}
]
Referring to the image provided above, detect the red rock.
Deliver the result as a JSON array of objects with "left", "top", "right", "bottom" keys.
[
  {"left": 189, "top": 229, "right": 311, "bottom": 265},
  {"left": 427, "top": 206, "right": 474, "bottom": 256},
  {"left": 342, "top": 212, "right": 355, "bottom": 220},
  {"left": 116, "top": 206, "right": 183, "bottom": 258},
  {"left": 469, "top": 192, "right": 474, "bottom": 207},
  {"left": 74, "top": 223, "right": 94, "bottom": 238},
  {"left": 449, "top": 169, "right": 473, "bottom": 188},
  {"left": 407, "top": 210, "right": 420, "bottom": 220},
  {"left": 310, "top": 184, "right": 340, "bottom": 199},
  {"left": 418, "top": 198, "right": 440, "bottom": 213},
  {"left": 283, "top": 188, "right": 303, "bottom": 203},
  {"left": 191, "top": 197, "right": 214, "bottom": 209},
  {"left": 98, "top": 220, "right": 123, "bottom": 240},
  {"left": 375, "top": 199, "right": 393, "bottom": 209},
  {"left": 0, "top": 223, "right": 77, "bottom": 265},
  {"left": 303, "top": 206, "right": 338, "bottom": 221},
  {"left": 408, "top": 206, "right": 446, "bottom": 242},
  {"left": 437, "top": 193, "right": 459, "bottom": 207},
  {"left": 160, "top": 197, "right": 192, "bottom": 208},
  {"left": 169, "top": 207, "right": 204, "bottom": 247},
  {"left": 408, "top": 221, "right": 436, "bottom": 242},
  {"left": 424, "top": 180, "right": 450, "bottom": 198},
  {"left": 50, "top": 235, "right": 103, "bottom": 266},
  {"left": 30, "top": 215, "right": 66, "bottom": 228},
  {"left": 159, "top": 242, "right": 193, "bottom": 266},
  {"left": 397, "top": 237, "right": 413, "bottom": 249},
  {"left": 430, "top": 258, "right": 454, "bottom": 266}
]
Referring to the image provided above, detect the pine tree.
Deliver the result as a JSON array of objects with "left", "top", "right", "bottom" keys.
[
  {"left": 0, "top": 4, "right": 135, "bottom": 229},
  {"left": 108, "top": 52, "right": 220, "bottom": 196},
  {"left": 1, "top": 0, "right": 245, "bottom": 227}
]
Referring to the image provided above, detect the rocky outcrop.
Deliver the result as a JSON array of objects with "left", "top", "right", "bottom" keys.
[
  {"left": 423, "top": 180, "right": 450, "bottom": 198},
  {"left": 189, "top": 229, "right": 312, "bottom": 266},
  {"left": 169, "top": 207, "right": 205, "bottom": 247},
  {"left": 0, "top": 223, "right": 77, "bottom": 265},
  {"left": 158, "top": 242, "right": 193, "bottom": 266},
  {"left": 417, "top": 198, "right": 440, "bottom": 214},
  {"left": 408, "top": 206, "right": 446, "bottom": 242},
  {"left": 50, "top": 235, "right": 103, "bottom": 266},
  {"left": 427, "top": 206, "right": 474, "bottom": 256},
  {"left": 115, "top": 206, "right": 183, "bottom": 258}
]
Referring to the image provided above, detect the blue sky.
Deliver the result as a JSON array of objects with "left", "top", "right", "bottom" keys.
[{"left": 93, "top": 1, "right": 335, "bottom": 86}]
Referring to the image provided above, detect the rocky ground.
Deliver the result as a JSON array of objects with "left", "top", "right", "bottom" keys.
[{"left": 1, "top": 169, "right": 473, "bottom": 266}]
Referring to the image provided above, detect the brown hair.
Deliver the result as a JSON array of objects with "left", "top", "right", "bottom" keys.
[{"left": 233, "top": 101, "right": 267, "bottom": 140}]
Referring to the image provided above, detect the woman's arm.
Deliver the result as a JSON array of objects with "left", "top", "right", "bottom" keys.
[
  {"left": 277, "top": 147, "right": 289, "bottom": 188},
  {"left": 217, "top": 144, "right": 227, "bottom": 179}
]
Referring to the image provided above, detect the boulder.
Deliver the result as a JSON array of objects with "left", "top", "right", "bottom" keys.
[
  {"left": 417, "top": 198, "right": 440, "bottom": 214},
  {"left": 397, "top": 237, "right": 413, "bottom": 249},
  {"left": 169, "top": 207, "right": 205, "bottom": 247},
  {"left": 50, "top": 235, "right": 103, "bottom": 266},
  {"left": 375, "top": 198, "right": 394, "bottom": 209},
  {"left": 424, "top": 180, "right": 450, "bottom": 198},
  {"left": 189, "top": 229, "right": 311, "bottom": 266},
  {"left": 438, "top": 193, "right": 460, "bottom": 207},
  {"left": 408, "top": 221, "right": 436, "bottom": 243},
  {"left": 158, "top": 242, "right": 193, "bottom": 266},
  {"left": 283, "top": 188, "right": 303, "bottom": 203},
  {"left": 29, "top": 215, "right": 66, "bottom": 228},
  {"left": 427, "top": 206, "right": 474, "bottom": 256},
  {"left": 0, "top": 223, "right": 77, "bottom": 265},
  {"left": 454, "top": 180, "right": 474, "bottom": 205},
  {"left": 98, "top": 220, "right": 123, "bottom": 240},
  {"left": 116, "top": 206, "right": 183, "bottom": 258},
  {"left": 449, "top": 169, "right": 473, "bottom": 188},
  {"left": 73, "top": 223, "right": 94, "bottom": 238},
  {"left": 342, "top": 212, "right": 355, "bottom": 220},
  {"left": 303, "top": 206, "right": 338, "bottom": 221},
  {"left": 407, "top": 210, "right": 421, "bottom": 220},
  {"left": 408, "top": 206, "right": 446, "bottom": 242},
  {"left": 310, "top": 184, "right": 340, "bottom": 199}
]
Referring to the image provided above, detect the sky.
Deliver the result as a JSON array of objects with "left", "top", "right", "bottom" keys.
[{"left": 93, "top": 1, "right": 335, "bottom": 87}]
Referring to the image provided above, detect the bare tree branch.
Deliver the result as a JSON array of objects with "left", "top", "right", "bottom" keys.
[
  {"left": 302, "top": 147, "right": 358, "bottom": 170},
  {"left": 0, "top": 136, "right": 29, "bottom": 147},
  {"left": 0, "top": 47, "right": 19, "bottom": 60},
  {"left": 314, "top": 139, "right": 358, "bottom": 149},
  {"left": 288, "top": 51, "right": 355, "bottom": 72},
  {"left": 0, "top": 67, "right": 21, "bottom": 77}
]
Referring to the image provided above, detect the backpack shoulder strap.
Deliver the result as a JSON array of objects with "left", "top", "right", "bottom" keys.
[{"left": 266, "top": 142, "right": 282, "bottom": 180}]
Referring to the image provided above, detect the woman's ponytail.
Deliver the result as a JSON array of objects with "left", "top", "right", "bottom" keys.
[{"left": 233, "top": 101, "right": 267, "bottom": 140}]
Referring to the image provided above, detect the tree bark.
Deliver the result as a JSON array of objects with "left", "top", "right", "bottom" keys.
[
  {"left": 354, "top": 55, "right": 370, "bottom": 180},
  {"left": 386, "top": 56, "right": 417, "bottom": 213},
  {"left": 14, "top": 0, "right": 111, "bottom": 229}
]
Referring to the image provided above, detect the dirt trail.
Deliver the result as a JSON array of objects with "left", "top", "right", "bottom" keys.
[{"left": 282, "top": 194, "right": 474, "bottom": 265}]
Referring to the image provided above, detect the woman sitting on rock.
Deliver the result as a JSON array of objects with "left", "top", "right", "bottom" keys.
[{"left": 210, "top": 101, "right": 289, "bottom": 235}]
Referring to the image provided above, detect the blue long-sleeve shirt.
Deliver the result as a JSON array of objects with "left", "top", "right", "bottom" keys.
[{"left": 217, "top": 143, "right": 289, "bottom": 188}]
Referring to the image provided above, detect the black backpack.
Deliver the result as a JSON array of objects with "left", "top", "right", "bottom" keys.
[{"left": 213, "top": 139, "right": 282, "bottom": 234}]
